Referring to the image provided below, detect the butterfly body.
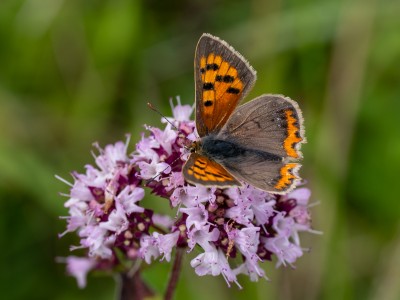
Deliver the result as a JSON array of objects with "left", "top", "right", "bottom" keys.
[
  {"left": 200, "top": 135, "right": 246, "bottom": 161},
  {"left": 201, "top": 134, "right": 282, "bottom": 166},
  {"left": 182, "top": 34, "right": 306, "bottom": 194}
]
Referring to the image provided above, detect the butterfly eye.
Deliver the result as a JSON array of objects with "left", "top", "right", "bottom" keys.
[{"left": 184, "top": 141, "right": 197, "bottom": 153}]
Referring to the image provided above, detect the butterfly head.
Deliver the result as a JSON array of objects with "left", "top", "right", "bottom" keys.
[{"left": 187, "top": 140, "right": 201, "bottom": 153}]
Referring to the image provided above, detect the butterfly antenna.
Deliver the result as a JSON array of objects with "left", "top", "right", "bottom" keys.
[
  {"left": 145, "top": 165, "right": 170, "bottom": 186},
  {"left": 145, "top": 154, "right": 185, "bottom": 186},
  {"left": 147, "top": 102, "right": 179, "bottom": 132},
  {"left": 146, "top": 102, "right": 193, "bottom": 185},
  {"left": 148, "top": 100, "right": 193, "bottom": 153}
]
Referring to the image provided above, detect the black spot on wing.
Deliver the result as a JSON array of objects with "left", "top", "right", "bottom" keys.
[
  {"left": 206, "top": 63, "right": 219, "bottom": 71},
  {"left": 226, "top": 87, "right": 240, "bottom": 94},
  {"left": 203, "top": 83, "right": 214, "bottom": 90},
  {"left": 215, "top": 75, "right": 235, "bottom": 83}
]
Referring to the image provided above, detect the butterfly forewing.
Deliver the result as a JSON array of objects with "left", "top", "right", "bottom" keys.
[
  {"left": 218, "top": 94, "right": 305, "bottom": 159},
  {"left": 183, "top": 153, "right": 240, "bottom": 187},
  {"left": 195, "top": 34, "right": 257, "bottom": 137}
]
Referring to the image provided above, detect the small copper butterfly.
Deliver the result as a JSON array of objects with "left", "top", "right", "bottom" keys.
[{"left": 182, "top": 34, "right": 305, "bottom": 193}]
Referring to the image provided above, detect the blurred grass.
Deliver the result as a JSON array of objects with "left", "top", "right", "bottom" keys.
[{"left": 1, "top": 0, "right": 400, "bottom": 299}]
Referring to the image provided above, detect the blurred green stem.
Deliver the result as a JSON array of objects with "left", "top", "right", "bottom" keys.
[
  {"left": 164, "top": 248, "right": 184, "bottom": 300},
  {"left": 117, "top": 271, "right": 153, "bottom": 300}
]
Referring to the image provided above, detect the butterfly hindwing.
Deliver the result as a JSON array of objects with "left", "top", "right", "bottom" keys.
[
  {"left": 195, "top": 33, "right": 257, "bottom": 137},
  {"left": 183, "top": 153, "right": 240, "bottom": 187},
  {"left": 217, "top": 94, "right": 305, "bottom": 159},
  {"left": 213, "top": 149, "right": 302, "bottom": 193}
]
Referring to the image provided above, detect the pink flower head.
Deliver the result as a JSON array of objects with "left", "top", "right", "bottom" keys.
[{"left": 59, "top": 99, "right": 317, "bottom": 288}]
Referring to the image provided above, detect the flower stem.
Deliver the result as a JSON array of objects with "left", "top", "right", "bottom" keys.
[
  {"left": 117, "top": 271, "right": 153, "bottom": 300},
  {"left": 164, "top": 248, "right": 184, "bottom": 300}
]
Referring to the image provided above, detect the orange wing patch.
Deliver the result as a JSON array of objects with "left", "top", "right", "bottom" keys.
[
  {"left": 274, "top": 163, "right": 299, "bottom": 191},
  {"left": 184, "top": 154, "right": 240, "bottom": 187},
  {"left": 199, "top": 54, "right": 244, "bottom": 133},
  {"left": 283, "top": 109, "right": 303, "bottom": 158},
  {"left": 188, "top": 156, "right": 234, "bottom": 182}
]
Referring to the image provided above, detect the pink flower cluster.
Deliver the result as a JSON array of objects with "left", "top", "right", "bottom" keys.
[{"left": 59, "top": 99, "right": 316, "bottom": 288}]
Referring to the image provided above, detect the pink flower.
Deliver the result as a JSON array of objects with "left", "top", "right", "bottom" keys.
[
  {"left": 136, "top": 153, "right": 171, "bottom": 180},
  {"left": 80, "top": 226, "right": 115, "bottom": 259},
  {"left": 94, "top": 139, "right": 130, "bottom": 173},
  {"left": 180, "top": 204, "right": 208, "bottom": 230},
  {"left": 171, "top": 185, "right": 216, "bottom": 207},
  {"left": 117, "top": 186, "right": 145, "bottom": 215},
  {"left": 139, "top": 235, "right": 160, "bottom": 264},
  {"left": 234, "top": 258, "right": 266, "bottom": 282},
  {"left": 99, "top": 201, "right": 129, "bottom": 234},
  {"left": 135, "top": 133, "right": 159, "bottom": 160},
  {"left": 263, "top": 236, "right": 303, "bottom": 267},
  {"left": 65, "top": 256, "right": 96, "bottom": 288},
  {"left": 153, "top": 231, "right": 180, "bottom": 262},
  {"left": 168, "top": 97, "right": 193, "bottom": 122},
  {"left": 285, "top": 188, "right": 312, "bottom": 229},
  {"left": 152, "top": 214, "right": 174, "bottom": 229},
  {"left": 231, "top": 227, "right": 260, "bottom": 258},
  {"left": 272, "top": 212, "right": 296, "bottom": 239},
  {"left": 187, "top": 225, "right": 220, "bottom": 251},
  {"left": 190, "top": 246, "right": 239, "bottom": 288},
  {"left": 149, "top": 126, "right": 177, "bottom": 155}
]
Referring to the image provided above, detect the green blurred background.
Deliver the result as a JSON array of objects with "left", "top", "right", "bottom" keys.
[{"left": 1, "top": 0, "right": 400, "bottom": 299}]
